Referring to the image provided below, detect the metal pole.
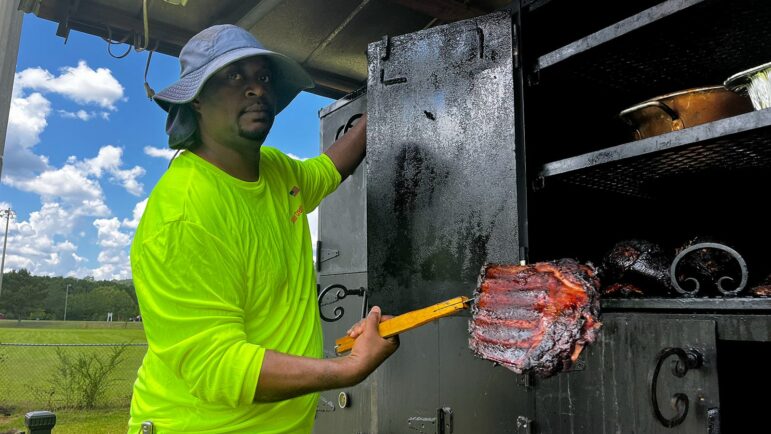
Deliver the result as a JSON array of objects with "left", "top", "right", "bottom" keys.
[
  {"left": 63, "top": 283, "right": 70, "bottom": 321},
  {"left": 0, "top": 208, "right": 13, "bottom": 298}
]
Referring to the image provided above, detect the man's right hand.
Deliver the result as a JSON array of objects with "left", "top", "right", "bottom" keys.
[
  {"left": 344, "top": 306, "right": 399, "bottom": 383},
  {"left": 254, "top": 305, "right": 398, "bottom": 402}
]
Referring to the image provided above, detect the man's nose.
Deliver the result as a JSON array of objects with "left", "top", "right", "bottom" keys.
[{"left": 245, "top": 80, "right": 271, "bottom": 98}]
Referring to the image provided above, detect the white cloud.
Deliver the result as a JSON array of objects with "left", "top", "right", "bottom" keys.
[
  {"left": 111, "top": 166, "right": 145, "bottom": 196},
  {"left": 0, "top": 62, "right": 137, "bottom": 280},
  {"left": 3, "top": 87, "right": 51, "bottom": 178},
  {"left": 143, "top": 146, "right": 177, "bottom": 160},
  {"left": 93, "top": 218, "right": 131, "bottom": 248},
  {"left": 91, "top": 218, "right": 132, "bottom": 280},
  {"left": 58, "top": 109, "right": 100, "bottom": 121},
  {"left": 15, "top": 61, "right": 124, "bottom": 109},
  {"left": 3, "top": 62, "right": 124, "bottom": 182},
  {"left": 0, "top": 145, "right": 144, "bottom": 278},
  {"left": 308, "top": 209, "right": 318, "bottom": 260},
  {"left": 2, "top": 204, "right": 84, "bottom": 275},
  {"left": 79, "top": 145, "right": 145, "bottom": 195},
  {"left": 287, "top": 153, "right": 308, "bottom": 161},
  {"left": 7, "top": 165, "right": 102, "bottom": 203},
  {"left": 123, "top": 198, "right": 148, "bottom": 229}
]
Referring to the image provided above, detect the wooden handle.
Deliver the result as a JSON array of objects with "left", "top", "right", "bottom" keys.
[{"left": 334, "top": 296, "right": 470, "bottom": 355}]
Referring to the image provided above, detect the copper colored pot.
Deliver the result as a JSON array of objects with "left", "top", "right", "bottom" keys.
[{"left": 619, "top": 86, "right": 753, "bottom": 140}]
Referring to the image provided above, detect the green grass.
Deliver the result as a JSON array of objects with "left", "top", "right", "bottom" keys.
[
  {"left": 0, "top": 408, "right": 129, "bottom": 434},
  {"left": 0, "top": 320, "right": 147, "bottom": 432},
  {"left": 0, "top": 319, "right": 145, "bottom": 330}
]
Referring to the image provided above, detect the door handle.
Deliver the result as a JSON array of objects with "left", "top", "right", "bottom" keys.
[{"left": 648, "top": 347, "right": 704, "bottom": 428}]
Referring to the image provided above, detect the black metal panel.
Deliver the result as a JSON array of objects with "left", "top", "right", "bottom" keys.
[
  {"left": 314, "top": 273, "right": 372, "bottom": 434},
  {"left": 602, "top": 297, "right": 771, "bottom": 312},
  {"left": 376, "top": 322, "right": 440, "bottom": 434},
  {"left": 318, "top": 92, "right": 367, "bottom": 275},
  {"left": 534, "top": 315, "right": 720, "bottom": 433},
  {"left": 438, "top": 317, "right": 529, "bottom": 434},
  {"left": 366, "top": 11, "right": 520, "bottom": 313}
]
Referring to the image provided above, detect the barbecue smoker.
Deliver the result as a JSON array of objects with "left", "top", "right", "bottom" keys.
[{"left": 315, "top": 1, "right": 771, "bottom": 433}]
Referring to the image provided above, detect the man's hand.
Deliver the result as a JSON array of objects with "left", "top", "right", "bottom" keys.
[
  {"left": 254, "top": 304, "right": 398, "bottom": 402},
  {"left": 342, "top": 306, "right": 399, "bottom": 383},
  {"left": 324, "top": 113, "right": 367, "bottom": 182},
  {"left": 346, "top": 307, "right": 392, "bottom": 339}
]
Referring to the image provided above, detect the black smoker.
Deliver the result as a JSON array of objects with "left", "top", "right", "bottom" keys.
[{"left": 315, "top": 1, "right": 771, "bottom": 433}]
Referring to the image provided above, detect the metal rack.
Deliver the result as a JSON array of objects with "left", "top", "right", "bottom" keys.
[
  {"left": 535, "top": 109, "right": 771, "bottom": 196},
  {"left": 602, "top": 297, "right": 771, "bottom": 311},
  {"left": 533, "top": 0, "right": 771, "bottom": 100}
]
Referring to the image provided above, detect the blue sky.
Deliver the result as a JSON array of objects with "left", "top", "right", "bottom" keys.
[{"left": 1, "top": 15, "right": 333, "bottom": 279}]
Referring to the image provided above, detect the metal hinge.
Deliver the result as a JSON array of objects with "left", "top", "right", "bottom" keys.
[
  {"left": 316, "top": 395, "right": 335, "bottom": 413},
  {"left": 408, "top": 408, "right": 453, "bottom": 434},
  {"left": 315, "top": 241, "right": 340, "bottom": 271},
  {"left": 320, "top": 248, "right": 340, "bottom": 263}
]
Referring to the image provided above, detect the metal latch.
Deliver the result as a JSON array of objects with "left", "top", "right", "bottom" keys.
[
  {"left": 408, "top": 408, "right": 453, "bottom": 434},
  {"left": 516, "top": 416, "right": 533, "bottom": 434}
]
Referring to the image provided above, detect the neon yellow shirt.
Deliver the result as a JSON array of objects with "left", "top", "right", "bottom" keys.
[{"left": 128, "top": 148, "right": 340, "bottom": 434}]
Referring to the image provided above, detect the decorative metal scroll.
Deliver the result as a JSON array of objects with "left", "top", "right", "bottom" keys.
[
  {"left": 669, "top": 242, "right": 748, "bottom": 296},
  {"left": 649, "top": 347, "right": 704, "bottom": 428},
  {"left": 317, "top": 284, "right": 368, "bottom": 322}
]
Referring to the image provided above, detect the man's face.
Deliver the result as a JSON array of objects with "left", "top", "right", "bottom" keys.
[{"left": 193, "top": 56, "right": 277, "bottom": 146}]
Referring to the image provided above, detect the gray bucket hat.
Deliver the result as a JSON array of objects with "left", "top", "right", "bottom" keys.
[{"left": 154, "top": 24, "right": 314, "bottom": 148}]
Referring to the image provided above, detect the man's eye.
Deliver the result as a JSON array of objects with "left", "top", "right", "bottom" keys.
[
  {"left": 258, "top": 75, "right": 272, "bottom": 83},
  {"left": 227, "top": 72, "right": 243, "bottom": 80}
]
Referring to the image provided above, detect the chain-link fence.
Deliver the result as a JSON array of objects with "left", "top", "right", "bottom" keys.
[{"left": 0, "top": 343, "right": 147, "bottom": 411}]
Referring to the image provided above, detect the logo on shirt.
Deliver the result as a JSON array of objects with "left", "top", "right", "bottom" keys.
[
  {"left": 289, "top": 186, "right": 300, "bottom": 196},
  {"left": 290, "top": 205, "right": 304, "bottom": 223}
]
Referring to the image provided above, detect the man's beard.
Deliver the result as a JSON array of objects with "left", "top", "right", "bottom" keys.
[{"left": 238, "top": 118, "right": 274, "bottom": 142}]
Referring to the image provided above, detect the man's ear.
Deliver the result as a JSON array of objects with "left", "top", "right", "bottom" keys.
[{"left": 191, "top": 98, "right": 201, "bottom": 113}]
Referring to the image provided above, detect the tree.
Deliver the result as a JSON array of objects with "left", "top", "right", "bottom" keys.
[
  {"left": 68, "top": 286, "right": 137, "bottom": 321},
  {"left": 0, "top": 269, "right": 47, "bottom": 323}
]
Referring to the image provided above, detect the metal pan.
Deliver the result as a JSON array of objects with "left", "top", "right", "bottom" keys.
[{"left": 619, "top": 86, "right": 753, "bottom": 140}]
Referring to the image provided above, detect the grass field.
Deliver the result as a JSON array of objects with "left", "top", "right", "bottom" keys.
[{"left": 0, "top": 320, "right": 147, "bottom": 433}]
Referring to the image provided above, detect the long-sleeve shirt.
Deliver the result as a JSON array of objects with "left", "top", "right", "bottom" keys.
[{"left": 128, "top": 147, "right": 340, "bottom": 433}]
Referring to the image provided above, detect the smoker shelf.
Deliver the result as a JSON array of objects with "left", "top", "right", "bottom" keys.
[
  {"left": 602, "top": 297, "right": 771, "bottom": 311},
  {"left": 533, "top": 0, "right": 771, "bottom": 101},
  {"left": 535, "top": 109, "right": 771, "bottom": 197}
]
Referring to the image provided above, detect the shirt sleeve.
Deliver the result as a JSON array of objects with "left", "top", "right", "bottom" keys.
[
  {"left": 132, "top": 220, "right": 264, "bottom": 408},
  {"left": 290, "top": 153, "right": 342, "bottom": 212}
]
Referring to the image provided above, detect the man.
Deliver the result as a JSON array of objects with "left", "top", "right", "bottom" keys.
[{"left": 128, "top": 24, "right": 398, "bottom": 433}]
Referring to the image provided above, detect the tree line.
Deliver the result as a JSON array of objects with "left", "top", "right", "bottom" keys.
[{"left": 0, "top": 269, "right": 138, "bottom": 322}]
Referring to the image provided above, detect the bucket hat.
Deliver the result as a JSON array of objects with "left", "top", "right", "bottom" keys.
[{"left": 154, "top": 24, "right": 314, "bottom": 148}]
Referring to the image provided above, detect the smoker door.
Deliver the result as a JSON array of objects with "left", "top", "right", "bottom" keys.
[
  {"left": 367, "top": 11, "right": 525, "bottom": 433},
  {"left": 317, "top": 93, "right": 367, "bottom": 276},
  {"left": 534, "top": 315, "right": 720, "bottom": 434},
  {"left": 314, "top": 94, "right": 372, "bottom": 433},
  {"left": 366, "top": 10, "right": 520, "bottom": 316}
]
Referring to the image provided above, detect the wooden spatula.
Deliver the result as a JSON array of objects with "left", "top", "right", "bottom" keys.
[{"left": 334, "top": 296, "right": 471, "bottom": 355}]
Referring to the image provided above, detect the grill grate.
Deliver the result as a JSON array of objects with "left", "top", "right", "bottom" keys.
[
  {"left": 538, "top": 0, "right": 771, "bottom": 102},
  {"left": 538, "top": 110, "right": 771, "bottom": 197}
]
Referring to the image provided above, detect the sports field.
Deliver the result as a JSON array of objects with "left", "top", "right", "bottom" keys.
[{"left": 0, "top": 320, "right": 147, "bottom": 433}]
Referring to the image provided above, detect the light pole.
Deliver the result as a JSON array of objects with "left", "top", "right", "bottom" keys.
[
  {"left": 0, "top": 208, "right": 15, "bottom": 298},
  {"left": 64, "top": 284, "right": 71, "bottom": 321}
]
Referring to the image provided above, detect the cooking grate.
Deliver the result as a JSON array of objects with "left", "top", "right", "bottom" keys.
[
  {"left": 537, "top": 109, "right": 771, "bottom": 197},
  {"left": 537, "top": 0, "right": 771, "bottom": 101}
]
